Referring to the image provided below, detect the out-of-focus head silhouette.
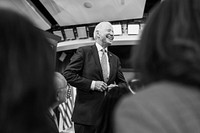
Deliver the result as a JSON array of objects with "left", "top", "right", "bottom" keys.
[
  {"left": 132, "top": 0, "right": 200, "bottom": 87},
  {"left": 0, "top": 8, "right": 55, "bottom": 133}
]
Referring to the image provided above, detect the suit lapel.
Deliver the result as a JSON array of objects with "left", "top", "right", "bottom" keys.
[
  {"left": 91, "top": 45, "right": 104, "bottom": 80},
  {"left": 47, "top": 110, "right": 59, "bottom": 129}
]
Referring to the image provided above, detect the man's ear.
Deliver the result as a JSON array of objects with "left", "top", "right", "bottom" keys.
[
  {"left": 56, "top": 95, "right": 59, "bottom": 101},
  {"left": 96, "top": 30, "right": 100, "bottom": 38}
]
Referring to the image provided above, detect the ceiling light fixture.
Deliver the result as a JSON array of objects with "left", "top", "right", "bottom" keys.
[{"left": 83, "top": 2, "right": 92, "bottom": 8}]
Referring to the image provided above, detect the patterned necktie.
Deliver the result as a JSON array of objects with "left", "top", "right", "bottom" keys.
[{"left": 101, "top": 49, "right": 109, "bottom": 83}]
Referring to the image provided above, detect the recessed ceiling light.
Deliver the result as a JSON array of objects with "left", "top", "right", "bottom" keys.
[{"left": 83, "top": 2, "right": 92, "bottom": 8}]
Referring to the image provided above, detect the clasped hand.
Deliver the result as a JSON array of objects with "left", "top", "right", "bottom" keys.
[{"left": 94, "top": 81, "right": 118, "bottom": 92}]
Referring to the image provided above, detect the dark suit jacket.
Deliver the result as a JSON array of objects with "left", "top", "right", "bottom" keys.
[
  {"left": 63, "top": 44, "right": 127, "bottom": 125},
  {"left": 45, "top": 110, "right": 59, "bottom": 133}
]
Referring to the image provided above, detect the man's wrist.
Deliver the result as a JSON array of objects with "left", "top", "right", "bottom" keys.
[{"left": 90, "top": 81, "right": 95, "bottom": 90}]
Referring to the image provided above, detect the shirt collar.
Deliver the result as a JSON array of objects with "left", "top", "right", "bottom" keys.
[
  {"left": 49, "top": 108, "right": 54, "bottom": 116},
  {"left": 95, "top": 43, "right": 108, "bottom": 52}
]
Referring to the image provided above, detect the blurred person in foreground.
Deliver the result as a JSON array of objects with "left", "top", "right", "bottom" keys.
[
  {"left": 0, "top": 8, "right": 55, "bottom": 133},
  {"left": 63, "top": 21, "right": 128, "bottom": 133},
  {"left": 115, "top": 0, "right": 200, "bottom": 133},
  {"left": 96, "top": 86, "right": 131, "bottom": 133},
  {"left": 46, "top": 72, "right": 70, "bottom": 133}
]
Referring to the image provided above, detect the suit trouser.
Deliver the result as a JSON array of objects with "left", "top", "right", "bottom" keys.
[{"left": 74, "top": 123, "right": 96, "bottom": 133}]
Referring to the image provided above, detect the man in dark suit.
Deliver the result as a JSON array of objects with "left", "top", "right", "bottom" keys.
[
  {"left": 46, "top": 72, "right": 70, "bottom": 133},
  {"left": 63, "top": 21, "right": 128, "bottom": 133}
]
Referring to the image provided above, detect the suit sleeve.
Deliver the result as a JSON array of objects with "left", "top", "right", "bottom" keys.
[
  {"left": 63, "top": 47, "right": 92, "bottom": 91},
  {"left": 115, "top": 56, "right": 128, "bottom": 88}
]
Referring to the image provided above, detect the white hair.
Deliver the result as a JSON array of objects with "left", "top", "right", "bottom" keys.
[{"left": 54, "top": 72, "right": 67, "bottom": 91}]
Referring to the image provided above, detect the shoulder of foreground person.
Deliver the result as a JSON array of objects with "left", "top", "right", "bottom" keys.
[{"left": 114, "top": 81, "right": 200, "bottom": 133}]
